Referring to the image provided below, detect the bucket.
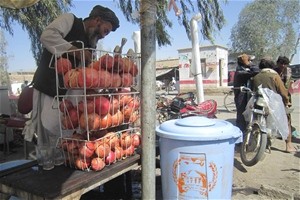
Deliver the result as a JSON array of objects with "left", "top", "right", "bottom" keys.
[{"left": 156, "top": 116, "right": 242, "bottom": 199}]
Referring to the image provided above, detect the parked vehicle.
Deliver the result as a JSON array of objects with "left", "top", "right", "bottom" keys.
[
  {"left": 156, "top": 80, "right": 165, "bottom": 91},
  {"left": 239, "top": 86, "right": 291, "bottom": 166},
  {"left": 223, "top": 88, "right": 236, "bottom": 112},
  {"left": 290, "top": 64, "right": 300, "bottom": 79},
  {"left": 156, "top": 92, "right": 217, "bottom": 124}
]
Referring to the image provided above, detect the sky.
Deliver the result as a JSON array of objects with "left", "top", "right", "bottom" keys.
[{"left": 4, "top": 0, "right": 253, "bottom": 72}]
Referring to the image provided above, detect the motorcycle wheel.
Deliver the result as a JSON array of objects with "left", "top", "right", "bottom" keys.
[{"left": 240, "top": 124, "right": 267, "bottom": 166}]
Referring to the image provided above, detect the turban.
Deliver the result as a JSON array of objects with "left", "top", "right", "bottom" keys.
[
  {"left": 89, "top": 5, "right": 120, "bottom": 31},
  {"left": 238, "top": 54, "right": 250, "bottom": 66}
]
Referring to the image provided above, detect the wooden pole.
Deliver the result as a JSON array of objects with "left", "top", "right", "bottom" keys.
[{"left": 140, "top": 0, "right": 157, "bottom": 199}]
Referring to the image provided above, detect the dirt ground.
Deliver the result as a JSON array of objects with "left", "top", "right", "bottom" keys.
[
  {"left": 212, "top": 93, "right": 300, "bottom": 200},
  {"left": 232, "top": 138, "right": 300, "bottom": 199}
]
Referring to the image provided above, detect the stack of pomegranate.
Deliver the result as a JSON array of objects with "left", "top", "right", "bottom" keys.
[
  {"left": 60, "top": 129, "right": 141, "bottom": 171},
  {"left": 59, "top": 91, "right": 140, "bottom": 130},
  {"left": 54, "top": 48, "right": 141, "bottom": 171},
  {"left": 56, "top": 52, "right": 138, "bottom": 89}
]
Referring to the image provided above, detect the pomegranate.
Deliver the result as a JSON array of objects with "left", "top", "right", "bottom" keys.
[
  {"left": 78, "top": 100, "right": 95, "bottom": 114},
  {"left": 109, "top": 97, "right": 120, "bottom": 115},
  {"left": 59, "top": 99, "right": 74, "bottom": 113},
  {"left": 119, "top": 94, "right": 133, "bottom": 108},
  {"left": 127, "top": 97, "right": 140, "bottom": 110},
  {"left": 78, "top": 141, "right": 95, "bottom": 158},
  {"left": 110, "top": 72, "right": 122, "bottom": 87},
  {"left": 120, "top": 72, "right": 133, "bottom": 87},
  {"left": 122, "top": 106, "right": 134, "bottom": 120},
  {"left": 94, "top": 96, "right": 110, "bottom": 116},
  {"left": 66, "top": 142, "right": 79, "bottom": 155},
  {"left": 113, "top": 54, "right": 124, "bottom": 72},
  {"left": 104, "top": 132, "right": 119, "bottom": 149},
  {"left": 114, "top": 146, "right": 124, "bottom": 160},
  {"left": 120, "top": 132, "right": 133, "bottom": 149},
  {"left": 88, "top": 60, "right": 101, "bottom": 71},
  {"left": 61, "top": 108, "right": 79, "bottom": 129},
  {"left": 75, "top": 157, "right": 91, "bottom": 170},
  {"left": 56, "top": 57, "right": 72, "bottom": 75},
  {"left": 91, "top": 157, "right": 106, "bottom": 171},
  {"left": 132, "top": 133, "right": 141, "bottom": 148},
  {"left": 122, "top": 57, "right": 138, "bottom": 76},
  {"left": 100, "top": 54, "right": 114, "bottom": 71},
  {"left": 99, "top": 113, "right": 112, "bottom": 129},
  {"left": 95, "top": 143, "right": 110, "bottom": 158},
  {"left": 105, "top": 150, "right": 116, "bottom": 165},
  {"left": 130, "top": 64, "right": 138, "bottom": 77},
  {"left": 78, "top": 68, "right": 99, "bottom": 88},
  {"left": 64, "top": 68, "right": 80, "bottom": 88},
  {"left": 79, "top": 113, "right": 100, "bottom": 130},
  {"left": 111, "top": 110, "right": 123, "bottom": 126},
  {"left": 123, "top": 145, "right": 135, "bottom": 156},
  {"left": 98, "top": 69, "right": 112, "bottom": 88},
  {"left": 128, "top": 111, "right": 139, "bottom": 123}
]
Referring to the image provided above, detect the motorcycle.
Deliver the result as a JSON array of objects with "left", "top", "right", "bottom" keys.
[
  {"left": 156, "top": 92, "right": 217, "bottom": 124},
  {"left": 239, "top": 86, "right": 292, "bottom": 166}
]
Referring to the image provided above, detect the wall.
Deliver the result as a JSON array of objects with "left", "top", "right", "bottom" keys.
[
  {"left": 178, "top": 45, "right": 228, "bottom": 91},
  {"left": 156, "top": 58, "right": 179, "bottom": 69}
]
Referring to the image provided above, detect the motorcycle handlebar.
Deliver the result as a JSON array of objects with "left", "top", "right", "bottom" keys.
[{"left": 240, "top": 86, "right": 252, "bottom": 93}]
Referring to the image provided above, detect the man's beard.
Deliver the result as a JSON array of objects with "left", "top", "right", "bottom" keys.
[{"left": 87, "top": 27, "right": 101, "bottom": 48}]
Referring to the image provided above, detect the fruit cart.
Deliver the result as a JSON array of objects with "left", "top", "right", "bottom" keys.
[{"left": 0, "top": 41, "right": 142, "bottom": 199}]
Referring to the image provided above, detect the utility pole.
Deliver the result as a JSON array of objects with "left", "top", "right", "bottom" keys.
[
  {"left": 190, "top": 14, "right": 204, "bottom": 103},
  {"left": 140, "top": 0, "right": 157, "bottom": 199}
]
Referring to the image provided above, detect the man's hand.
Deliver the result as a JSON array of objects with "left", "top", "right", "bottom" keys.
[{"left": 69, "top": 46, "right": 92, "bottom": 66}]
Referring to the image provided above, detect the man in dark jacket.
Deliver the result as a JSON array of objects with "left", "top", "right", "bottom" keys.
[
  {"left": 30, "top": 5, "right": 119, "bottom": 147},
  {"left": 233, "top": 54, "right": 259, "bottom": 132}
]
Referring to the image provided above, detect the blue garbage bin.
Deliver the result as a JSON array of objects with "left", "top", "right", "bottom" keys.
[{"left": 156, "top": 116, "right": 242, "bottom": 200}]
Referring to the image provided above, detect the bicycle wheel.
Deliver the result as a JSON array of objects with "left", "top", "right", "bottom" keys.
[
  {"left": 223, "top": 91, "right": 236, "bottom": 112},
  {"left": 240, "top": 124, "right": 267, "bottom": 166}
]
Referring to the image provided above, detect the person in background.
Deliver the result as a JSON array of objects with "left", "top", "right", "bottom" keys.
[
  {"left": 21, "top": 80, "right": 28, "bottom": 91},
  {"left": 274, "top": 56, "right": 298, "bottom": 145},
  {"left": 233, "top": 53, "right": 259, "bottom": 132},
  {"left": 30, "top": 5, "right": 119, "bottom": 146},
  {"left": 274, "top": 56, "right": 293, "bottom": 90},
  {"left": 252, "top": 58, "right": 297, "bottom": 153}
]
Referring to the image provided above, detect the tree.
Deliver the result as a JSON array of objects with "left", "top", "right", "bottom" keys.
[
  {"left": 1, "top": 0, "right": 227, "bottom": 64},
  {"left": 0, "top": 30, "right": 10, "bottom": 86},
  {"left": 119, "top": 0, "right": 226, "bottom": 46},
  {"left": 230, "top": 0, "right": 300, "bottom": 60},
  {"left": 0, "top": 1, "right": 72, "bottom": 65}
]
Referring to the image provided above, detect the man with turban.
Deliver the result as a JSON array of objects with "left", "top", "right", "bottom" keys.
[
  {"left": 233, "top": 53, "right": 259, "bottom": 132},
  {"left": 30, "top": 5, "right": 120, "bottom": 148}
]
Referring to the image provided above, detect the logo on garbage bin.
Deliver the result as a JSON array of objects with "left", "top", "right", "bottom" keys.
[{"left": 172, "top": 154, "right": 218, "bottom": 198}]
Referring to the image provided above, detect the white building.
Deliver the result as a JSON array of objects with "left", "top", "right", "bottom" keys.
[{"left": 177, "top": 45, "right": 229, "bottom": 91}]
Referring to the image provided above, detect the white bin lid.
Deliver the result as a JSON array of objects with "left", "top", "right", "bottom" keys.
[{"left": 156, "top": 116, "right": 242, "bottom": 141}]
